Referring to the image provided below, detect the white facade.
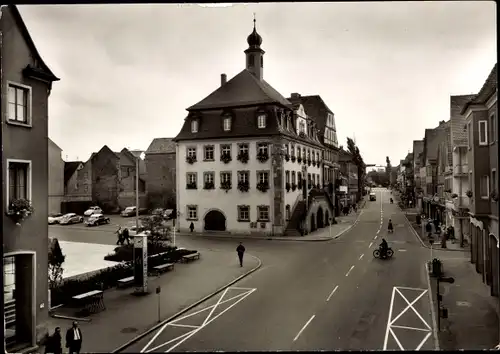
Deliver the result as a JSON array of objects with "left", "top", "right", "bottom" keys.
[{"left": 450, "top": 146, "right": 470, "bottom": 241}]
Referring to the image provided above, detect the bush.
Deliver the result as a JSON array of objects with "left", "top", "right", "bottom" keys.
[
  {"left": 48, "top": 238, "right": 66, "bottom": 289},
  {"left": 104, "top": 243, "right": 174, "bottom": 262},
  {"left": 50, "top": 263, "right": 132, "bottom": 306}
]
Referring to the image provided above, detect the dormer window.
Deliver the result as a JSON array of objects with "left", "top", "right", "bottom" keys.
[
  {"left": 258, "top": 113, "right": 266, "bottom": 129},
  {"left": 223, "top": 116, "right": 231, "bottom": 132},
  {"left": 191, "top": 119, "right": 198, "bottom": 133},
  {"left": 299, "top": 122, "right": 305, "bottom": 134}
]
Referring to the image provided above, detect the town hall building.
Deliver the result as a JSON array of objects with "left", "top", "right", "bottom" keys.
[{"left": 174, "top": 21, "right": 334, "bottom": 236}]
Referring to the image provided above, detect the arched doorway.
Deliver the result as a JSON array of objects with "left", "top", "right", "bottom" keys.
[
  {"left": 317, "top": 207, "right": 324, "bottom": 228},
  {"left": 325, "top": 210, "right": 330, "bottom": 226},
  {"left": 204, "top": 209, "right": 226, "bottom": 231},
  {"left": 310, "top": 214, "right": 316, "bottom": 232}
]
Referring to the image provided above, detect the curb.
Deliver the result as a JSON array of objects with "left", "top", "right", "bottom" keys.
[
  {"left": 400, "top": 208, "right": 469, "bottom": 253},
  {"left": 424, "top": 262, "right": 440, "bottom": 350},
  {"left": 111, "top": 254, "right": 263, "bottom": 353}
]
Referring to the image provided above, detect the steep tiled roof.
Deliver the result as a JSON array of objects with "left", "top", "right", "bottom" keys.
[
  {"left": 129, "top": 150, "right": 144, "bottom": 159},
  {"left": 412, "top": 140, "right": 424, "bottom": 165},
  {"left": 146, "top": 138, "right": 176, "bottom": 154},
  {"left": 461, "top": 63, "right": 497, "bottom": 114},
  {"left": 7, "top": 6, "right": 59, "bottom": 82},
  {"left": 290, "top": 95, "right": 334, "bottom": 134},
  {"left": 187, "top": 69, "right": 291, "bottom": 111},
  {"left": 450, "top": 95, "right": 475, "bottom": 146},
  {"left": 424, "top": 122, "right": 448, "bottom": 163},
  {"left": 64, "top": 161, "right": 82, "bottom": 184},
  {"left": 174, "top": 106, "right": 282, "bottom": 142}
]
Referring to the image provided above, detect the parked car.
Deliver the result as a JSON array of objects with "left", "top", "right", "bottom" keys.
[
  {"left": 48, "top": 213, "right": 64, "bottom": 225},
  {"left": 84, "top": 206, "right": 102, "bottom": 216},
  {"left": 163, "top": 209, "right": 174, "bottom": 220},
  {"left": 59, "top": 213, "right": 84, "bottom": 225},
  {"left": 369, "top": 192, "right": 377, "bottom": 201},
  {"left": 85, "top": 214, "right": 110, "bottom": 227},
  {"left": 152, "top": 208, "right": 165, "bottom": 216},
  {"left": 129, "top": 225, "right": 151, "bottom": 236},
  {"left": 121, "top": 206, "right": 137, "bottom": 217}
]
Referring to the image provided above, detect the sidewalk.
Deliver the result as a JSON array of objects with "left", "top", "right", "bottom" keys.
[
  {"left": 44, "top": 248, "right": 261, "bottom": 353},
  {"left": 177, "top": 207, "right": 362, "bottom": 242},
  {"left": 403, "top": 207, "right": 469, "bottom": 252},
  {"left": 428, "top": 258, "right": 499, "bottom": 350}
]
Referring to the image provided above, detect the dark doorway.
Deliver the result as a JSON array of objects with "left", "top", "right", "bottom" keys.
[
  {"left": 317, "top": 207, "right": 324, "bottom": 228},
  {"left": 204, "top": 210, "right": 226, "bottom": 231},
  {"left": 310, "top": 214, "right": 316, "bottom": 232}
]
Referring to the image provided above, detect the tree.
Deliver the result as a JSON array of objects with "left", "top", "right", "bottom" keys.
[
  {"left": 347, "top": 138, "right": 366, "bottom": 200},
  {"left": 140, "top": 215, "right": 172, "bottom": 246},
  {"left": 48, "top": 238, "right": 66, "bottom": 289},
  {"left": 386, "top": 156, "right": 392, "bottom": 186}
]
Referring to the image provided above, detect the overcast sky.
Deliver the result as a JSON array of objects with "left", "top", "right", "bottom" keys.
[{"left": 19, "top": 2, "right": 496, "bottom": 166}]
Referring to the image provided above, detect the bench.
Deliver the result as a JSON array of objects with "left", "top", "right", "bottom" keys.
[
  {"left": 153, "top": 263, "right": 174, "bottom": 275},
  {"left": 72, "top": 290, "right": 105, "bottom": 315},
  {"left": 181, "top": 253, "right": 200, "bottom": 263},
  {"left": 117, "top": 276, "right": 135, "bottom": 288}
]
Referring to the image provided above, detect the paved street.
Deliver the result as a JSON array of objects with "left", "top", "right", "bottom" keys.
[{"left": 121, "top": 189, "right": 436, "bottom": 352}]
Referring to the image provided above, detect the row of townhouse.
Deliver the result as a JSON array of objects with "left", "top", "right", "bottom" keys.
[
  {"left": 146, "top": 22, "right": 361, "bottom": 237},
  {"left": 399, "top": 63, "right": 499, "bottom": 306},
  {"left": 2, "top": 5, "right": 59, "bottom": 352},
  {"left": 48, "top": 144, "right": 148, "bottom": 215}
]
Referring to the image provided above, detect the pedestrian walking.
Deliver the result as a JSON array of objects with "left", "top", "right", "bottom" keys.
[
  {"left": 189, "top": 222, "right": 194, "bottom": 233},
  {"left": 122, "top": 227, "right": 130, "bottom": 245},
  {"left": 236, "top": 242, "right": 245, "bottom": 267},
  {"left": 45, "top": 327, "right": 62, "bottom": 354},
  {"left": 65, "top": 321, "right": 83, "bottom": 354},
  {"left": 115, "top": 226, "right": 123, "bottom": 245}
]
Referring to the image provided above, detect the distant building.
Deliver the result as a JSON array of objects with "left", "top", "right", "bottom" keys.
[
  {"left": 1, "top": 5, "right": 60, "bottom": 351},
  {"left": 48, "top": 138, "right": 64, "bottom": 214},
  {"left": 145, "top": 138, "right": 176, "bottom": 209},
  {"left": 62, "top": 160, "right": 92, "bottom": 214}
]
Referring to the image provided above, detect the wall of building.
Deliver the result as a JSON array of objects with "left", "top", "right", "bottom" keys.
[
  {"left": 177, "top": 139, "right": 274, "bottom": 233},
  {"left": 1, "top": 5, "right": 50, "bottom": 343},
  {"left": 145, "top": 152, "right": 176, "bottom": 208},
  {"left": 91, "top": 149, "right": 120, "bottom": 212},
  {"left": 64, "top": 161, "right": 92, "bottom": 202},
  {"left": 48, "top": 141, "right": 64, "bottom": 214}
]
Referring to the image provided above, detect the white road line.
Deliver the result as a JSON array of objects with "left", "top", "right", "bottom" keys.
[
  {"left": 369, "top": 242, "right": 373, "bottom": 248},
  {"left": 293, "top": 315, "right": 316, "bottom": 341},
  {"left": 345, "top": 265, "right": 355, "bottom": 277},
  {"left": 389, "top": 327, "right": 405, "bottom": 350},
  {"left": 383, "top": 287, "right": 397, "bottom": 350},
  {"left": 399, "top": 249, "right": 407, "bottom": 252},
  {"left": 391, "top": 324, "right": 430, "bottom": 332},
  {"left": 416, "top": 332, "right": 432, "bottom": 350},
  {"left": 374, "top": 235, "right": 378, "bottom": 240},
  {"left": 144, "top": 330, "right": 195, "bottom": 353},
  {"left": 167, "top": 323, "right": 199, "bottom": 328},
  {"left": 201, "top": 287, "right": 229, "bottom": 326},
  {"left": 376, "top": 230, "right": 380, "bottom": 234},
  {"left": 326, "top": 285, "right": 339, "bottom": 302},
  {"left": 359, "top": 254, "right": 364, "bottom": 260}
]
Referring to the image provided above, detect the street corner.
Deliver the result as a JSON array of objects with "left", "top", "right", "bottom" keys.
[
  {"left": 383, "top": 286, "right": 434, "bottom": 351},
  {"left": 122, "top": 286, "right": 257, "bottom": 353}
]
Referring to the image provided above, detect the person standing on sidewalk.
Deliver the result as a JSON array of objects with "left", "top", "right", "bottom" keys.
[
  {"left": 115, "top": 226, "right": 123, "bottom": 245},
  {"left": 45, "top": 327, "right": 62, "bottom": 354},
  {"left": 236, "top": 242, "right": 245, "bottom": 267},
  {"left": 65, "top": 321, "right": 83, "bottom": 354}
]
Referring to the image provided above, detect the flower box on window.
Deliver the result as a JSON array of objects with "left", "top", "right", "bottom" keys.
[
  {"left": 257, "top": 151, "right": 269, "bottom": 163},
  {"left": 299, "top": 132, "right": 306, "bottom": 139},
  {"left": 297, "top": 156, "right": 302, "bottom": 163},
  {"left": 285, "top": 154, "right": 290, "bottom": 162},
  {"left": 6, "top": 198, "right": 34, "bottom": 225},
  {"left": 221, "top": 153, "right": 232, "bottom": 164},
  {"left": 237, "top": 152, "right": 249, "bottom": 164},
  {"left": 238, "top": 181, "right": 250, "bottom": 192},
  {"left": 307, "top": 159, "right": 311, "bottom": 166},
  {"left": 312, "top": 161, "right": 316, "bottom": 167},
  {"left": 204, "top": 182, "right": 215, "bottom": 190},
  {"left": 291, "top": 155, "right": 296, "bottom": 162},
  {"left": 220, "top": 180, "right": 232, "bottom": 191},
  {"left": 444, "top": 189, "right": 452, "bottom": 194},
  {"left": 291, "top": 183, "right": 297, "bottom": 191},
  {"left": 186, "top": 182, "right": 197, "bottom": 190},
  {"left": 257, "top": 182, "right": 270, "bottom": 193},
  {"left": 451, "top": 193, "right": 458, "bottom": 199},
  {"left": 466, "top": 190, "right": 473, "bottom": 198},
  {"left": 285, "top": 182, "right": 291, "bottom": 192},
  {"left": 186, "top": 156, "right": 197, "bottom": 164},
  {"left": 491, "top": 190, "right": 498, "bottom": 201}
]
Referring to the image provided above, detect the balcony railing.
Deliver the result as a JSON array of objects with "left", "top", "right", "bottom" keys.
[
  {"left": 454, "top": 165, "right": 468, "bottom": 176},
  {"left": 453, "top": 196, "right": 470, "bottom": 208}
]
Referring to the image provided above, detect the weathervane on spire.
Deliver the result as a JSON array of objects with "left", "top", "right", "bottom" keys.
[{"left": 253, "top": 12, "right": 256, "bottom": 28}]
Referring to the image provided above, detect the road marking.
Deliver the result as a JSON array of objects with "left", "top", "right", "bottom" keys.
[
  {"left": 293, "top": 315, "right": 316, "bottom": 341},
  {"left": 359, "top": 254, "right": 364, "bottom": 260},
  {"left": 383, "top": 287, "right": 397, "bottom": 350},
  {"left": 141, "top": 287, "right": 256, "bottom": 353},
  {"left": 376, "top": 230, "right": 380, "bottom": 234},
  {"left": 374, "top": 235, "right": 378, "bottom": 240},
  {"left": 345, "top": 265, "right": 355, "bottom": 277},
  {"left": 326, "top": 285, "right": 339, "bottom": 302},
  {"left": 391, "top": 324, "right": 430, "bottom": 332},
  {"left": 369, "top": 242, "right": 373, "bottom": 248},
  {"left": 399, "top": 249, "right": 407, "bottom": 252}
]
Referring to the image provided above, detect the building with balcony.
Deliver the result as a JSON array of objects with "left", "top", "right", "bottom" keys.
[
  {"left": 413, "top": 140, "right": 424, "bottom": 211},
  {"left": 449, "top": 94, "right": 476, "bottom": 245},
  {"left": 1, "top": 5, "right": 60, "bottom": 352},
  {"left": 462, "top": 63, "right": 498, "bottom": 300},
  {"left": 174, "top": 21, "right": 332, "bottom": 237},
  {"left": 436, "top": 120, "right": 452, "bottom": 227}
]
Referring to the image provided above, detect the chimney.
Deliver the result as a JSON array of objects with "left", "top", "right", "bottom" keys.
[
  {"left": 291, "top": 93, "right": 300, "bottom": 99},
  {"left": 221, "top": 73, "right": 227, "bottom": 86}
]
